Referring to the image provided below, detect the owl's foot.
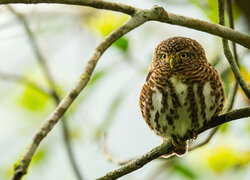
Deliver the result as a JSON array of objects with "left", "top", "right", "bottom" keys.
[{"left": 173, "top": 140, "right": 188, "bottom": 157}]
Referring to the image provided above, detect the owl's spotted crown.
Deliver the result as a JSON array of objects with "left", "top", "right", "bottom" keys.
[{"left": 155, "top": 36, "right": 206, "bottom": 57}]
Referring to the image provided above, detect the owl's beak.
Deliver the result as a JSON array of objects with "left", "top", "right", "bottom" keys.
[{"left": 170, "top": 58, "right": 174, "bottom": 69}]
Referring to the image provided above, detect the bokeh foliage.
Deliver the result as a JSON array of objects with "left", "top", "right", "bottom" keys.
[{"left": 0, "top": 0, "right": 249, "bottom": 180}]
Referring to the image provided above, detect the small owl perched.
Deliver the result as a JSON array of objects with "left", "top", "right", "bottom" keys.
[{"left": 139, "top": 36, "right": 225, "bottom": 156}]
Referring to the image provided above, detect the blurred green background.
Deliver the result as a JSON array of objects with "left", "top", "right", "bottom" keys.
[{"left": 0, "top": 0, "right": 249, "bottom": 179}]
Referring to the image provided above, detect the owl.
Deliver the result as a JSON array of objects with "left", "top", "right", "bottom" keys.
[{"left": 139, "top": 36, "right": 225, "bottom": 156}]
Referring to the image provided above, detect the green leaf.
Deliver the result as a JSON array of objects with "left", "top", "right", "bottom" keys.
[
  {"left": 32, "top": 148, "right": 47, "bottom": 165},
  {"left": 17, "top": 86, "right": 50, "bottom": 112},
  {"left": 189, "top": 0, "right": 218, "bottom": 23},
  {"left": 113, "top": 37, "right": 129, "bottom": 52},
  {"left": 246, "top": 120, "right": 250, "bottom": 134},
  {"left": 219, "top": 122, "right": 229, "bottom": 133},
  {"left": 173, "top": 163, "right": 197, "bottom": 179},
  {"left": 87, "top": 69, "right": 108, "bottom": 87},
  {"left": 189, "top": 0, "right": 241, "bottom": 23}
]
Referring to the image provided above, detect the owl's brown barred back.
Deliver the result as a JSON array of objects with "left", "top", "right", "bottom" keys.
[{"left": 139, "top": 36, "right": 225, "bottom": 156}]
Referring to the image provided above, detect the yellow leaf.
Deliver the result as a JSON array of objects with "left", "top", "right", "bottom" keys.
[
  {"left": 205, "top": 145, "right": 249, "bottom": 173},
  {"left": 83, "top": 11, "right": 129, "bottom": 37},
  {"left": 230, "top": 66, "right": 250, "bottom": 83}
]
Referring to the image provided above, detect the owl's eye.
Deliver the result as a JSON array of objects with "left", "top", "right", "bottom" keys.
[
  {"left": 179, "top": 53, "right": 188, "bottom": 59},
  {"left": 161, "top": 54, "right": 166, "bottom": 60}
]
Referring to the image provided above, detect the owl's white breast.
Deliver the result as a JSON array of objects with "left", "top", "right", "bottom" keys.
[{"left": 149, "top": 75, "right": 220, "bottom": 139}]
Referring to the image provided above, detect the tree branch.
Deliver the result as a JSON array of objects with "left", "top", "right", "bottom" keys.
[
  {"left": 97, "top": 107, "right": 250, "bottom": 180},
  {"left": 0, "top": 0, "right": 250, "bottom": 48}
]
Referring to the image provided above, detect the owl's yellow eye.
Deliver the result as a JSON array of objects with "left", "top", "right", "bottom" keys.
[
  {"left": 161, "top": 54, "right": 166, "bottom": 60},
  {"left": 179, "top": 53, "right": 188, "bottom": 59}
]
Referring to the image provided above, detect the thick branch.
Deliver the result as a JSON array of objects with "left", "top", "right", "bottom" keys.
[
  {"left": 0, "top": 0, "right": 250, "bottom": 48},
  {"left": 97, "top": 107, "right": 250, "bottom": 180},
  {"left": 2, "top": 0, "right": 137, "bottom": 15}
]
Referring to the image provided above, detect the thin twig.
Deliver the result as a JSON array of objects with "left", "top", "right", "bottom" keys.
[
  {"left": 218, "top": 0, "right": 250, "bottom": 99},
  {"left": 0, "top": 72, "right": 51, "bottom": 96},
  {"left": 96, "top": 107, "right": 250, "bottom": 180},
  {"left": 0, "top": 0, "right": 250, "bottom": 48},
  {"left": 6, "top": 5, "right": 57, "bottom": 93},
  {"left": 101, "top": 133, "right": 133, "bottom": 166},
  {"left": 226, "top": 0, "right": 239, "bottom": 111},
  {"left": 188, "top": 127, "right": 218, "bottom": 151},
  {"left": 7, "top": 6, "right": 83, "bottom": 180}
]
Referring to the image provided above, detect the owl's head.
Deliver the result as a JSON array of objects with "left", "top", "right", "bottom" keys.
[{"left": 151, "top": 36, "right": 207, "bottom": 71}]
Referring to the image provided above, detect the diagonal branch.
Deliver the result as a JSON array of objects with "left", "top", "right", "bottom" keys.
[
  {"left": 97, "top": 107, "right": 250, "bottom": 180},
  {"left": 0, "top": 0, "right": 250, "bottom": 48},
  {"left": 11, "top": 8, "right": 150, "bottom": 180}
]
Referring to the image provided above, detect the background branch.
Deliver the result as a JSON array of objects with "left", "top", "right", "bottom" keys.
[
  {"left": 0, "top": 0, "right": 250, "bottom": 48},
  {"left": 226, "top": 0, "right": 239, "bottom": 110},
  {"left": 218, "top": 0, "right": 250, "bottom": 99},
  {"left": 188, "top": 127, "right": 218, "bottom": 151},
  {"left": 0, "top": 72, "right": 50, "bottom": 96},
  {"left": 7, "top": 5, "right": 83, "bottom": 180},
  {"left": 97, "top": 107, "right": 250, "bottom": 180}
]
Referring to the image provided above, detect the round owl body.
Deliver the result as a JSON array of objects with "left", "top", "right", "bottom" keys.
[{"left": 139, "top": 37, "right": 225, "bottom": 156}]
